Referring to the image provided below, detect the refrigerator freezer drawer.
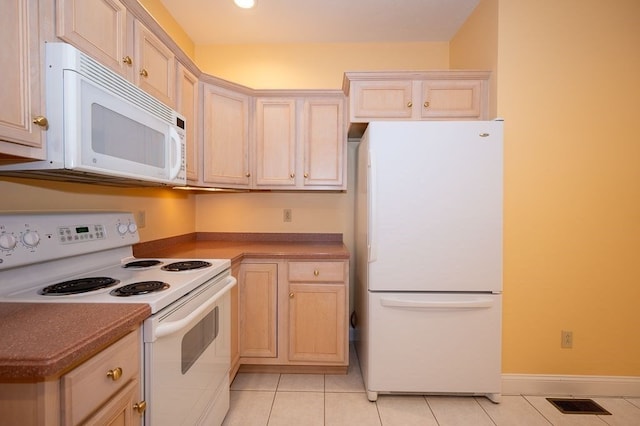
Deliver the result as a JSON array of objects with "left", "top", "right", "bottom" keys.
[{"left": 365, "top": 292, "right": 501, "bottom": 397}]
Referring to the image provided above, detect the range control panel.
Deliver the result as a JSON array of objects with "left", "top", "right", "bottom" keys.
[{"left": 0, "top": 212, "right": 139, "bottom": 270}]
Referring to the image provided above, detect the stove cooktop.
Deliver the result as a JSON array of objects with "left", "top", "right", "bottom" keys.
[{"left": 0, "top": 257, "right": 231, "bottom": 314}]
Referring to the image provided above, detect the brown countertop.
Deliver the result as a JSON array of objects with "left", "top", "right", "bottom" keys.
[
  {"left": 133, "top": 232, "right": 350, "bottom": 262},
  {"left": 0, "top": 303, "right": 150, "bottom": 381}
]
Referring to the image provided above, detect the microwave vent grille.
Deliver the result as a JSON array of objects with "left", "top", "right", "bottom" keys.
[{"left": 78, "top": 54, "right": 173, "bottom": 124}]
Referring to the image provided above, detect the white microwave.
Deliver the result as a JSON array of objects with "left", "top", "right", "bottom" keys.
[{"left": 0, "top": 43, "right": 186, "bottom": 186}]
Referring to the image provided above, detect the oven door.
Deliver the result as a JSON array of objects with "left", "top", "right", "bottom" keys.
[{"left": 143, "top": 274, "right": 236, "bottom": 426}]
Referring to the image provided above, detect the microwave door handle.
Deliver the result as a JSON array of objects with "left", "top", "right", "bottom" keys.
[{"left": 168, "top": 127, "right": 182, "bottom": 180}]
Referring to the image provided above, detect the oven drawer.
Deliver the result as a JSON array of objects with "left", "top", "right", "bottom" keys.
[
  {"left": 288, "top": 261, "right": 346, "bottom": 282},
  {"left": 61, "top": 329, "right": 140, "bottom": 424}
]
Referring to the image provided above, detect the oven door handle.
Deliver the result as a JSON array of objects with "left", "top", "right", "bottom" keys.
[{"left": 155, "top": 277, "right": 236, "bottom": 338}]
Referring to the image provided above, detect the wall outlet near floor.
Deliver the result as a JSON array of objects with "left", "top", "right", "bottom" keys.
[
  {"left": 283, "top": 208, "right": 292, "bottom": 222},
  {"left": 561, "top": 330, "right": 573, "bottom": 348}
]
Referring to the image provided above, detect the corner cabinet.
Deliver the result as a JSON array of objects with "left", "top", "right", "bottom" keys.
[
  {"left": 0, "top": 0, "right": 47, "bottom": 159},
  {"left": 202, "top": 82, "right": 251, "bottom": 187},
  {"left": 343, "top": 71, "right": 490, "bottom": 137},
  {"left": 237, "top": 259, "right": 349, "bottom": 372}
]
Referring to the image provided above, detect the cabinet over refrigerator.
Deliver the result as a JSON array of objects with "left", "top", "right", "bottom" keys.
[{"left": 355, "top": 120, "right": 503, "bottom": 403}]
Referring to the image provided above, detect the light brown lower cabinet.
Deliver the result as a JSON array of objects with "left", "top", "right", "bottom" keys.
[
  {"left": 236, "top": 259, "right": 349, "bottom": 373},
  {"left": 0, "top": 329, "right": 144, "bottom": 426},
  {"left": 238, "top": 262, "right": 278, "bottom": 358}
]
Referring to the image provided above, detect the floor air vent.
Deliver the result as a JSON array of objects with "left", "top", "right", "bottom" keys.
[{"left": 546, "top": 398, "right": 611, "bottom": 415}]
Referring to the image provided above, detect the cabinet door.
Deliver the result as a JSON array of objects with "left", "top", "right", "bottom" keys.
[
  {"left": 56, "top": 0, "right": 132, "bottom": 79},
  {"left": 0, "top": 0, "right": 46, "bottom": 157},
  {"left": 420, "top": 80, "right": 483, "bottom": 119},
  {"left": 302, "top": 98, "right": 346, "bottom": 189},
  {"left": 255, "top": 98, "right": 297, "bottom": 188},
  {"left": 82, "top": 379, "right": 143, "bottom": 426},
  {"left": 134, "top": 20, "right": 175, "bottom": 107},
  {"left": 202, "top": 85, "right": 250, "bottom": 186},
  {"left": 288, "top": 283, "right": 347, "bottom": 363},
  {"left": 176, "top": 63, "right": 199, "bottom": 181},
  {"left": 349, "top": 80, "right": 413, "bottom": 121},
  {"left": 239, "top": 263, "right": 278, "bottom": 358}
]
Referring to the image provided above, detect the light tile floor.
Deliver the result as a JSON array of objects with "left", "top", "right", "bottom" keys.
[{"left": 223, "top": 347, "right": 640, "bottom": 426}]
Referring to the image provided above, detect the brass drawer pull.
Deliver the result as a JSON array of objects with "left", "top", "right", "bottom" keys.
[
  {"left": 313, "top": 269, "right": 320, "bottom": 277},
  {"left": 424, "top": 101, "right": 430, "bottom": 108},
  {"left": 407, "top": 101, "right": 413, "bottom": 108},
  {"left": 122, "top": 55, "right": 132, "bottom": 65},
  {"left": 139, "top": 68, "right": 149, "bottom": 78},
  {"left": 133, "top": 400, "right": 147, "bottom": 414},
  {"left": 106, "top": 367, "right": 123, "bottom": 381},
  {"left": 32, "top": 116, "right": 48, "bottom": 129}
]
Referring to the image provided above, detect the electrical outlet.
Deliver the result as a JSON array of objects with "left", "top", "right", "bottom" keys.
[
  {"left": 561, "top": 330, "right": 573, "bottom": 349},
  {"left": 137, "top": 210, "right": 146, "bottom": 228},
  {"left": 283, "top": 209, "right": 292, "bottom": 222}
]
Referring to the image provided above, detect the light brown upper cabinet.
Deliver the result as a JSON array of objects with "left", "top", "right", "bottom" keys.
[
  {"left": 202, "top": 83, "right": 251, "bottom": 187},
  {"left": 343, "top": 71, "right": 490, "bottom": 137},
  {"left": 254, "top": 94, "right": 346, "bottom": 191},
  {"left": 0, "top": 0, "right": 47, "bottom": 159},
  {"left": 57, "top": 0, "right": 175, "bottom": 107},
  {"left": 176, "top": 63, "right": 199, "bottom": 181}
]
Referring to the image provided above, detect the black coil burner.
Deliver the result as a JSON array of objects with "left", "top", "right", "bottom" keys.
[
  {"left": 110, "top": 281, "right": 170, "bottom": 297},
  {"left": 161, "top": 261, "right": 212, "bottom": 271},
  {"left": 40, "top": 277, "right": 120, "bottom": 295},
  {"left": 122, "top": 260, "right": 163, "bottom": 268}
]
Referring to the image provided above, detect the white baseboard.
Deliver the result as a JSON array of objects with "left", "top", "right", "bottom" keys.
[{"left": 502, "top": 374, "right": 640, "bottom": 397}]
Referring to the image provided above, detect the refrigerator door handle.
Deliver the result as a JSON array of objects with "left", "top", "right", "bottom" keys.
[
  {"left": 380, "top": 297, "right": 493, "bottom": 310},
  {"left": 368, "top": 149, "right": 377, "bottom": 262}
]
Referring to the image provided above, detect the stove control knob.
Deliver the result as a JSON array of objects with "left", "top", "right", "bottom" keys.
[
  {"left": 22, "top": 231, "right": 40, "bottom": 248},
  {"left": 117, "top": 223, "right": 128, "bottom": 235},
  {"left": 0, "top": 233, "right": 17, "bottom": 251},
  {"left": 128, "top": 222, "right": 138, "bottom": 234}
]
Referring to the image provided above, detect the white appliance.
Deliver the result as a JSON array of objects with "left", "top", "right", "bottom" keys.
[
  {"left": 0, "top": 212, "right": 235, "bottom": 425},
  {"left": 355, "top": 120, "right": 503, "bottom": 403},
  {"left": 0, "top": 43, "right": 187, "bottom": 187}
]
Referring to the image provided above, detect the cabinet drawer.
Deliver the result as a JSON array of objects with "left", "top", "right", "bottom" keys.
[
  {"left": 288, "top": 261, "right": 345, "bottom": 282},
  {"left": 61, "top": 329, "right": 140, "bottom": 425}
]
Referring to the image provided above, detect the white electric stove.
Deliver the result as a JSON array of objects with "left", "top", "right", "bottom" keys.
[{"left": 0, "top": 211, "right": 235, "bottom": 425}]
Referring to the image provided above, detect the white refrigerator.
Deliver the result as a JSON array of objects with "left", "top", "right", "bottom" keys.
[{"left": 355, "top": 120, "right": 503, "bottom": 403}]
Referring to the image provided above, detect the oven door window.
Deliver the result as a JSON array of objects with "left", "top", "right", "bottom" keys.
[{"left": 182, "top": 306, "right": 219, "bottom": 374}]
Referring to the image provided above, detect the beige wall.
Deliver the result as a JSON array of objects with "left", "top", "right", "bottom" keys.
[
  {"left": 196, "top": 42, "right": 449, "bottom": 89},
  {"left": 137, "top": 0, "right": 195, "bottom": 59},
  {"left": 453, "top": 0, "right": 640, "bottom": 376},
  {"left": 0, "top": 178, "right": 196, "bottom": 242}
]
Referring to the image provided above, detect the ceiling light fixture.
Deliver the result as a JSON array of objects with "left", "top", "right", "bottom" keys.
[{"left": 234, "top": 0, "right": 256, "bottom": 9}]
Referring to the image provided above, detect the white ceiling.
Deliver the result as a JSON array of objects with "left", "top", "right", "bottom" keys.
[{"left": 159, "top": 0, "right": 480, "bottom": 45}]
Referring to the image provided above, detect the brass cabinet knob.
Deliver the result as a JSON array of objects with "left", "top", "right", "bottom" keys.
[
  {"left": 407, "top": 101, "right": 413, "bottom": 108},
  {"left": 32, "top": 116, "right": 48, "bottom": 129},
  {"left": 423, "top": 101, "right": 430, "bottom": 108},
  {"left": 304, "top": 173, "right": 309, "bottom": 178},
  {"left": 139, "top": 68, "right": 149, "bottom": 77},
  {"left": 289, "top": 173, "right": 295, "bottom": 179},
  {"left": 313, "top": 269, "right": 320, "bottom": 277},
  {"left": 245, "top": 172, "right": 251, "bottom": 177},
  {"left": 133, "top": 400, "right": 147, "bottom": 414},
  {"left": 122, "top": 55, "right": 132, "bottom": 65},
  {"left": 289, "top": 292, "right": 294, "bottom": 298},
  {"left": 106, "top": 367, "right": 122, "bottom": 381}
]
